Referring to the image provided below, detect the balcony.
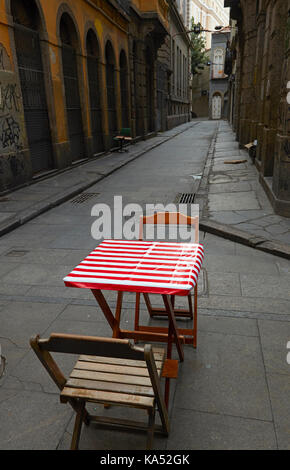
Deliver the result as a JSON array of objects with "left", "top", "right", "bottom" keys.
[{"left": 131, "top": 0, "right": 169, "bottom": 31}]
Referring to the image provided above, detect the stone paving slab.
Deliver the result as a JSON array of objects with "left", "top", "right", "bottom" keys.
[
  {"left": 0, "top": 389, "right": 72, "bottom": 450},
  {"left": 266, "top": 373, "right": 290, "bottom": 449},
  {"left": 174, "top": 332, "right": 273, "bottom": 421},
  {"left": 208, "top": 191, "right": 261, "bottom": 212},
  {"left": 166, "top": 408, "right": 277, "bottom": 450},
  {"left": 0, "top": 301, "right": 67, "bottom": 348},
  {"left": 257, "top": 320, "right": 290, "bottom": 376},
  {"left": 198, "top": 294, "right": 290, "bottom": 316}
]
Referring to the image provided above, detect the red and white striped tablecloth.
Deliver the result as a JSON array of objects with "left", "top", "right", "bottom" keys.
[{"left": 64, "top": 239, "right": 204, "bottom": 296}]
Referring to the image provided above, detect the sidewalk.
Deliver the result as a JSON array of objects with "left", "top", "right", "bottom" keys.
[
  {"left": 0, "top": 120, "right": 289, "bottom": 450},
  {"left": 0, "top": 121, "right": 197, "bottom": 236},
  {"left": 196, "top": 121, "right": 290, "bottom": 259}
]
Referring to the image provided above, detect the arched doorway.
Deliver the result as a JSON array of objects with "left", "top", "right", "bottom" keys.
[
  {"left": 105, "top": 41, "right": 118, "bottom": 148},
  {"left": 145, "top": 46, "right": 154, "bottom": 133},
  {"left": 119, "top": 50, "right": 129, "bottom": 129},
  {"left": 11, "top": 0, "right": 53, "bottom": 174},
  {"left": 86, "top": 29, "right": 104, "bottom": 154},
  {"left": 60, "top": 13, "right": 85, "bottom": 161},
  {"left": 212, "top": 93, "right": 222, "bottom": 120}
]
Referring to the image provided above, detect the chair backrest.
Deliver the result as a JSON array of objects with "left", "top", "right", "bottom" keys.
[
  {"left": 32, "top": 333, "right": 145, "bottom": 361},
  {"left": 120, "top": 128, "right": 131, "bottom": 137},
  {"left": 139, "top": 211, "right": 199, "bottom": 243}
]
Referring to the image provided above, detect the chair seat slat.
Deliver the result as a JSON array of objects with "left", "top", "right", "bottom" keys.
[
  {"left": 61, "top": 386, "right": 154, "bottom": 409},
  {"left": 70, "top": 368, "right": 152, "bottom": 387},
  {"left": 74, "top": 360, "right": 159, "bottom": 377},
  {"left": 78, "top": 354, "right": 162, "bottom": 369},
  {"left": 66, "top": 377, "right": 155, "bottom": 397}
]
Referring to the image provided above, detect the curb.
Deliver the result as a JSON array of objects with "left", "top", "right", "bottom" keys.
[
  {"left": 200, "top": 215, "right": 290, "bottom": 260},
  {"left": 0, "top": 121, "right": 198, "bottom": 238}
]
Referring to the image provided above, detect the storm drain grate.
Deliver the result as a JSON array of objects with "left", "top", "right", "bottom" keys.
[
  {"left": 5, "top": 250, "right": 29, "bottom": 257},
  {"left": 71, "top": 193, "right": 100, "bottom": 204},
  {"left": 175, "top": 193, "right": 195, "bottom": 204}
]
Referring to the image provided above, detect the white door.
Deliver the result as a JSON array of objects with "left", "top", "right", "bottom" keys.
[{"left": 212, "top": 94, "right": 222, "bottom": 120}]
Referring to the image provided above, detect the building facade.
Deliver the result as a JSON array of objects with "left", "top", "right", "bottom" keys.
[
  {"left": 209, "top": 29, "right": 230, "bottom": 119},
  {"left": 225, "top": 0, "right": 290, "bottom": 217},
  {"left": 191, "top": 49, "right": 211, "bottom": 118},
  {"left": 0, "top": 0, "right": 173, "bottom": 193},
  {"left": 156, "top": 0, "right": 191, "bottom": 131},
  {"left": 128, "top": 0, "right": 169, "bottom": 138},
  {"left": 177, "top": 0, "right": 229, "bottom": 48}
]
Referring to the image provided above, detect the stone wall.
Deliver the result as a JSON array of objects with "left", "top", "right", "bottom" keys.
[{"left": 227, "top": 0, "right": 290, "bottom": 217}]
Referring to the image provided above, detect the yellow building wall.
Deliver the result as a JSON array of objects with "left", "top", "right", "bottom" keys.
[
  {"left": 40, "top": 0, "right": 129, "bottom": 144},
  {"left": 2, "top": 0, "right": 130, "bottom": 147}
]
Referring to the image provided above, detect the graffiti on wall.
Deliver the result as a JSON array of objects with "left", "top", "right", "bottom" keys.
[
  {"left": 0, "top": 55, "right": 26, "bottom": 184},
  {"left": 0, "top": 78, "right": 23, "bottom": 153},
  {"left": 0, "top": 71, "right": 24, "bottom": 156},
  {"left": 0, "top": 114, "right": 21, "bottom": 150},
  {"left": 0, "top": 82, "right": 22, "bottom": 114}
]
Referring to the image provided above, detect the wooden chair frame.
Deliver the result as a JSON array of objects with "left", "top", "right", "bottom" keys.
[
  {"left": 30, "top": 333, "right": 169, "bottom": 450},
  {"left": 136, "top": 211, "right": 199, "bottom": 348}
]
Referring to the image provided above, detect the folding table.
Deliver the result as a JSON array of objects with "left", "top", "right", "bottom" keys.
[{"left": 64, "top": 239, "right": 204, "bottom": 406}]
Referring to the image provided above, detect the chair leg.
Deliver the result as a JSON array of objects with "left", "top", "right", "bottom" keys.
[
  {"left": 70, "top": 401, "right": 86, "bottom": 450},
  {"left": 193, "top": 284, "right": 198, "bottom": 349},
  {"left": 146, "top": 407, "right": 156, "bottom": 450}
]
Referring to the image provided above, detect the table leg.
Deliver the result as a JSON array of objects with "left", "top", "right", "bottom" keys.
[
  {"left": 162, "top": 294, "right": 184, "bottom": 363},
  {"left": 91, "top": 289, "right": 121, "bottom": 337},
  {"left": 113, "top": 291, "right": 123, "bottom": 338}
]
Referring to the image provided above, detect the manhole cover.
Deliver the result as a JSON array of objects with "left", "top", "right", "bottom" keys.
[
  {"left": 5, "top": 250, "right": 29, "bottom": 257},
  {"left": 71, "top": 193, "right": 100, "bottom": 204}
]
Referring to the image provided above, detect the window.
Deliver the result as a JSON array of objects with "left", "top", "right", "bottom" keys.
[{"left": 213, "top": 48, "right": 224, "bottom": 79}]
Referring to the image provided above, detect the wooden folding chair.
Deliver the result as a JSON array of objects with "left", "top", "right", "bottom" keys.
[
  {"left": 136, "top": 211, "right": 199, "bottom": 348},
  {"left": 30, "top": 333, "right": 170, "bottom": 450}
]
